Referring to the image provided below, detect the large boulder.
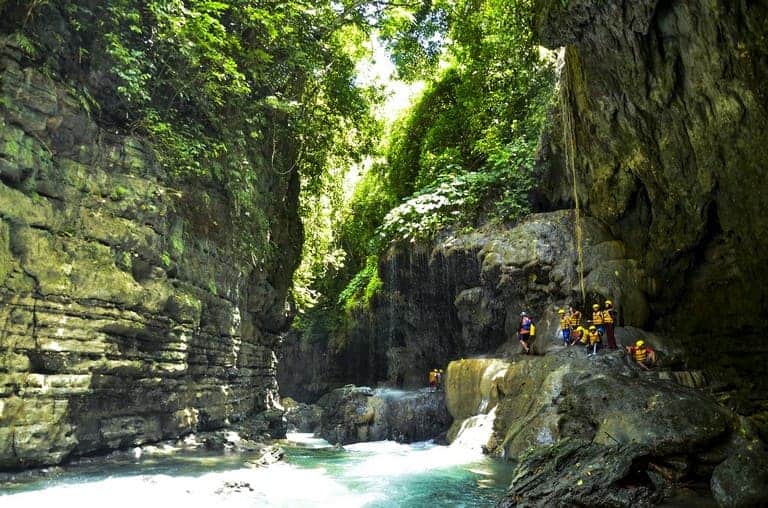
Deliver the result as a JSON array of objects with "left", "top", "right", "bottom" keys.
[
  {"left": 444, "top": 351, "right": 744, "bottom": 506},
  {"left": 281, "top": 397, "right": 322, "bottom": 434},
  {"left": 317, "top": 386, "right": 451, "bottom": 445}
]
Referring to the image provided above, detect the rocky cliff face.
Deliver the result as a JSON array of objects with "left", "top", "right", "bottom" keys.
[
  {"left": 448, "top": 356, "right": 767, "bottom": 507},
  {"left": 0, "top": 38, "right": 300, "bottom": 469},
  {"left": 279, "top": 210, "right": 653, "bottom": 398},
  {"left": 535, "top": 0, "right": 768, "bottom": 338},
  {"left": 282, "top": 1, "right": 768, "bottom": 422}
]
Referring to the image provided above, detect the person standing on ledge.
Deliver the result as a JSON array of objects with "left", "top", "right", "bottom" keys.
[
  {"left": 586, "top": 325, "right": 601, "bottom": 356},
  {"left": 590, "top": 303, "right": 604, "bottom": 336},
  {"left": 518, "top": 311, "right": 534, "bottom": 354},
  {"left": 603, "top": 300, "right": 618, "bottom": 350},
  {"left": 428, "top": 369, "right": 437, "bottom": 392},
  {"left": 569, "top": 304, "right": 582, "bottom": 330},
  {"left": 558, "top": 308, "right": 571, "bottom": 346}
]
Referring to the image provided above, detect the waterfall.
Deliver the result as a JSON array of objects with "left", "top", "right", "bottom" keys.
[
  {"left": 449, "top": 406, "right": 498, "bottom": 455},
  {"left": 559, "top": 47, "right": 586, "bottom": 306},
  {"left": 445, "top": 359, "right": 511, "bottom": 455}
]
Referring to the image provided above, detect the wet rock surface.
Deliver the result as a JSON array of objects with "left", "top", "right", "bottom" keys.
[
  {"left": 0, "top": 424, "right": 283, "bottom": 490},
  {"left": 444, "top": 352, "right": 768, "bottom": 507},
  {"left": 281, "top": 397, "right": 322, "bottom": 433},
  {"left": 317, "top": 385, "right": 451, "bottom": 445}
]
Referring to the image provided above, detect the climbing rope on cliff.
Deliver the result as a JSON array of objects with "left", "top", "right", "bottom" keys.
[{"left": 560, "top": 49, "right": 586, "bottom": 306}]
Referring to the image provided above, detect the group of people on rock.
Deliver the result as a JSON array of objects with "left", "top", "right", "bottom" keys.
[{"left": 517, "top": 300, "right": 658, "bottom": 368}]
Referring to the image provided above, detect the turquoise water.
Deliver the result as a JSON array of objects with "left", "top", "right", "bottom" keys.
[{"left": 0, "top": 433, "right": 515, "bottom": 507}]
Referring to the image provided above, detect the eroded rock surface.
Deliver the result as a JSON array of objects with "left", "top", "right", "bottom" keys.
[
  {"left": 535, "top": 0, "right": 768, "bottom": 361},
  {"left": 446, "top": 354, "right": 765, "bottom": 507},
  {"left": 0, "top": 38, "right": 299, "bottom": 469}
]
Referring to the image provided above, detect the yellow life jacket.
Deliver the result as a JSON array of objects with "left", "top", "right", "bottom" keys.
[
  {"left": 560, "top": 316, "right": 571, "bottom": 329},
  {"left": 592, "top": 311, "right": 603, "bottom": 325},
  {"left": 633, "top": 347, "right": 647, "bottom": 363},
  {"left": 570, "top": 311, "right": 582, "bottom": 328},
  {"left": 588, "top": 330, "right": 601, "bottom": 344},
  {"left": 428, "top": 371, "right": 437, "bottom": 383},
  {"left": 602, "top": 309, "right": 614, "bottom": 324}
]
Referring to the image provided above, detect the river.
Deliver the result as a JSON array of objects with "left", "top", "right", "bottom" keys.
[{"left": 0, "top": 432, "right": 515, "bottom": 507}]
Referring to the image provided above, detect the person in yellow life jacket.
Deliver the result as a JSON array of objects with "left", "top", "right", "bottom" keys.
[
  {"left": 586, "top": 325, "right": 601, "bottom": 356},
  {"left": 570, "top": 325, "right": 588, "bottom": 346},
  {"left": 602, "top": 300, "right": 618, "bottom": 350},
  {"left": 625, "top": 340, "right": 657, "bottom": 370},
  {"left": 568, "top": 304, "right": 582, "bottom": 330},
  {"left": 558, "top": 309, "right": 571, "bottom": 346},
  {"left": 590, "top": 303, "right": 605, "bottom": 336},
  {"left": 428, "top": 369, "right": 438, "bottom": 391}
]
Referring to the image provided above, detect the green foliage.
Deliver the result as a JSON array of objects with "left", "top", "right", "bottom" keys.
[
  {"left": 2, "top": 0, "right": 375, "bottom": 264},
  {"left": 293, "top": 0, "right": 556, "bottom": 350},
  {"left": 378, "top": 136, "right": 537, "bottom": 242},
  {"left": 359, "top": 0, "right": 556, "bottom": 246},
  {"left": 109, "top": 185, "right": 129, "bottom": 201},
  {"left": 337, "top": 256, "right": 381, "bottom": 311},
  {"left": 8, "top": 31, "right": 37, "bottom": 57}
]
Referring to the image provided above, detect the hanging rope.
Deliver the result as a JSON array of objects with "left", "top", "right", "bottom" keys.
[{"left": 560, "top": 49, "right": 586, "bottom": 306}]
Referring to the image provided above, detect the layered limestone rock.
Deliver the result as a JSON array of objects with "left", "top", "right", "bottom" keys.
[
  {"left": 533, "top": 0, "right": 768, "bottom": 372},
  {"left": 0, "top": 38, "right": 299, "bottom": 469}
]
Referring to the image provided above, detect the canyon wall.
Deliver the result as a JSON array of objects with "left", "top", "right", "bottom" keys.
[
  {"left": 0, "top": 36, "right": 301, "bottom": 469},
  {"left": 535, "top": 0, "right": 768, "bottom": 337}
]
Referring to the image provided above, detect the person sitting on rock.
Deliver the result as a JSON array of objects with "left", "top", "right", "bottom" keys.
[
  {"left": 602, "top": 300, "right": 618, "bottom": 350},
  {"left": 570, "top": 325, "right": 588, "bottom": 346},
  {"left": 558, "top": 309, "right": 571, "bottom": 346},
  {"left": 625, "top": 340, "right": 657, "bottom": 370},
  {"left": 590, "top": 303, "right": 604, "bottom": 336},
  {"left": 586, "top": 325, "right": 601, "bottom": 356},
  {"left": 518, "top": 311, "right": 534, "bottom": 354},
  {"left": 568, "top": 304, "right": 582, "bottom": 330}
]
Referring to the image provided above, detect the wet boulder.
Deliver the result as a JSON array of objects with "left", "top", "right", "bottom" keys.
[
  {"left": 710, "top": 422, "right": 768, "bottom": 508},
  {"left": 317, "top": 386, "right": 450, "bottom": 445},
  {"left": 448, "top": 349, "right": 738, "bottom": 506},
  {"left": 282, "top": 397, "right": 323, "bottom": 433}
]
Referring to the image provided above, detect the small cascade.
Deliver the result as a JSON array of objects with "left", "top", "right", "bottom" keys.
[
  {"left": 387, "top": 253, "right": 397, "bottom": 348},
  {"left": 445, "top": 359, "right": 512, "bottom": 455},
  {"left": 559, "top": 47, "right": 586, "bottom": 306},
  {"left": 449, "top": 406, "right": 498, "bottom": 455}
]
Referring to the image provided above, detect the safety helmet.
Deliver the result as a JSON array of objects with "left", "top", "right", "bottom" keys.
[
  {"left": 592, "top": 304, "right": 599, "bottom": 310},
  {"left": 589, "top": 325, "right": 596, "bottom": 331},
  {"left": 520, "top": 311, "right": 527, "bottom": 316},
  {"left": 635, "top": 340, "right": 645, "bottom": 348},
  {"left": 558, "top": 309, "right": 565, "bottom": 314},
  {"left": 605, "top": 299, "right": 612, "bottom": 306}
]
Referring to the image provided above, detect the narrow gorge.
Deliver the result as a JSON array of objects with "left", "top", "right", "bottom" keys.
[{"left": 1, "top": 0, "right": 767, "bottom": 507}]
